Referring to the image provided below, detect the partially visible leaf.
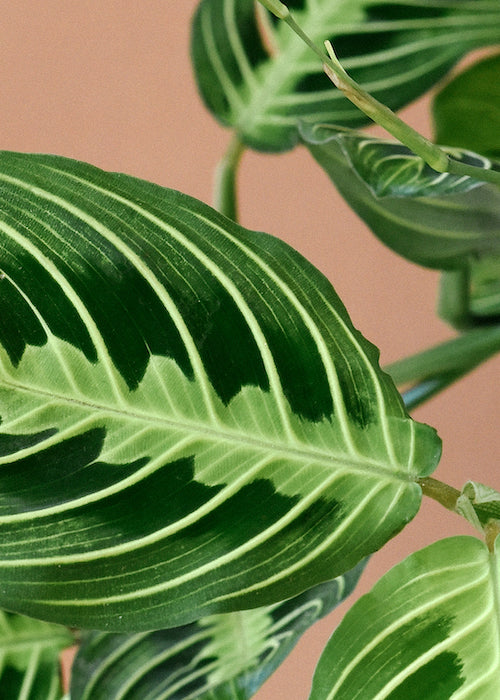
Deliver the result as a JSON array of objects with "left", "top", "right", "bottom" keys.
[
  {"left": 0, "top": 610, "right": 73, "bottom": 700},
  {"left": 468, "top": 253, "right": 500, "bottom": 319},
  {"left": 71, "top": 562, "right": 366, "bottom": 700},
  {"left": 310, "top": 536, "right": 500, "bottom": 699},
  {"left": 434, "top": 52, "right": 500, "bottom": 158},
  {"left": 302, "top": 123, "right": 500, "bottom": 269},
  {"left": 191, "top": 0, "right": 500, "bottom": 151},
  {"left": 0, "top": 151, "right": 441, "bottom": 632},
  {"left": 460, "top": 481, "right": 500, "bottom": 526},
  {"left": 338, "top": 133, "right": 491, "bottom": 198}
]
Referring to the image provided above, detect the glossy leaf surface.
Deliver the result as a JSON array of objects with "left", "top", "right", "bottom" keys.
[
  {"left": 434, "top": 52, "right": 500, "bottom": 158},
  {"left": 71, "top": 563, "right": 365, "bottom": 699},
  {"left": 0, "top": 152, "right": 440, "bottom": 631},
  {"left": 0, "top": 610, "right": 72, "bottom": 700},
  {"left": 302, "top": 124, "right": 500, "bottom": 269},
  {"left": 191, "top": 0, "right": 500, "bottom": 151},
  {"left": 310, "top": 536, "right": 500, "bottom": 699}
]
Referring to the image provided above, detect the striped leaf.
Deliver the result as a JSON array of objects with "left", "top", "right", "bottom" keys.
[
  {"left": 302, "top": 123, "right": 500, "bottom": 269},
  {"left": 310, "top": 536, "right": 500, "bottom": 699},
  {"left": 337, "top": 133, "right": 491, "bottom": 198},
  {"left": 0, "top": 151, "right": 441, "bottom": 632},
  {"left": 0, "top": 610, "right": 73, "bottom": 700},
  {"left": 70, "top": 563, "right": 365, "bottom": 699},
  {"left": 434, "top": 52, "right": 500, "bottom": 159},
  {"left": 191, "top": 0, "right": 500, "bottom": 151}
]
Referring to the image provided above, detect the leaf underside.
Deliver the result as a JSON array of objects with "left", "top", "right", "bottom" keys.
[
  {"left": 434, "top": 52, "right": 500, "bottom": 159},
  {"left": 0, "top": 152, "right": 440, "bottom": 631},
  {"left": 301, "top": 124, "right": 500, "bottom": 270},
  {"left": 191, "top": 0, "right": 500, "bottom": 151}
]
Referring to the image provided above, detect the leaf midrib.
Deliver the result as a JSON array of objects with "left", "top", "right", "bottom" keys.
[{"left": 0, "top": 375, "right": 414, "bottom": 483}]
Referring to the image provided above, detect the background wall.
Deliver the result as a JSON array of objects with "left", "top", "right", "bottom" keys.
[{"left": 2, "top": 3, "right": 498, "bottom": 697}]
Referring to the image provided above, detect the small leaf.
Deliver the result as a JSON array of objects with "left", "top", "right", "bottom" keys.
[
  {"left": 338, "top": 134, "right": 490, "bottom": 198},
  {"left": 0, "top": 610, "right": 73, "bottom": 700},
  {"left": 191, "top": 0, "right": 500, "bottom": 151},
  {"left": 434, "top": 52, "right": 500, "bottom": 158},
  {"left": 71, "top": 562, "right": 366, "bottom": 699},
  {"left": 310, "top": 536, "right": 500, "bottom": 699},
  {"left": 302, "top": 123, "right": 500, "bottom": 269},
  {"left": 461, "top": 481, "right": 500, "bottom": 526}
]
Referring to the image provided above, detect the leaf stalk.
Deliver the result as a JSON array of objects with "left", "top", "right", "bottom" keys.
[{"left": 213, "top": 134, "right": 245, "bottom": 221}]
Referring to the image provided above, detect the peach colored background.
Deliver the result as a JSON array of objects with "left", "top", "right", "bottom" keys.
[{"left": 2, "top": 3, "right": 498, "bottom": 698}]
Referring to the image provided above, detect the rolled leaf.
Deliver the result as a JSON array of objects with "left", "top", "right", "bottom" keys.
[
  {"left": 310, "top": 536, "right": 500, "bottom": 699},
  {"left": 302, "top": 123, "right": 500, "bottom": 269},
  {"left": 70, "top": 562, "right": 365, "bottom": 699},
  {"left": 434, "top": 52, "right": 500, "bottom": 159},
  {"left": 191, "top": 0, "right": 500, "bottom": 151},
  {"left": 0, "top": 152, "right": 440, "bottom": 631},
  {"left": 337, "top": 133, "right": 490, "bottom": 199},
  {"left": 0, "top": 610, "right": 73, "bottom": 700}
]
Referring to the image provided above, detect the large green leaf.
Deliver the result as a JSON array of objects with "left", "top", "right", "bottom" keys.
[
  {"left": 302, "top": 123, "right": 500, "bottom": 269},
  {"left": 0, "top": 152, "right": 440, "bottom": 631},
  {"left": 0, "top": 610, "right": 72, "bottom": 700},
  {"left": 310, "top": 536, "right": 500, "bottom": 699},
  {"left": 70, "top": 563, "right": 365, "bottom": 699},
  {"left": 191, "top": 0, "right": 500, "bottom": 151},
  {"left": 434, "top": 52, "right": 500, "bottom": 159}
]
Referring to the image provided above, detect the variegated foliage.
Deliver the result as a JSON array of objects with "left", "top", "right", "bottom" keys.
[
  {"left": 70, "top": 563, "right": 365, "bottom": 699},
  {"left": 191, "top": 0, "right": 500, "bottom": 151},
  {"left": 310, "top": 536, "right": 500, "bottom": 699},
  {"left": 0, "top": 152, "right": 440, "bottom": 632},
  {"left": 0, "top": 610, "right": 72, "bottom": 700}
]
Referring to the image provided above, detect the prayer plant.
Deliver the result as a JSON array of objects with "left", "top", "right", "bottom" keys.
[{"left": 2, "top": 1, "right": 500, "bottom": 697}]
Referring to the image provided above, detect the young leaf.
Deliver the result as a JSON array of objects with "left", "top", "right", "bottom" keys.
[
  {"left": 0, "top": 610, "right": 73, "bottom": 700},
  {"left": 302, "top": 123, "right": 500, "bottom": 270},
  {"left": 337, "top": 134, "right": 490, "bottom": 199},
  {"left": 310, "top": 536, "right": 500, "bottom": 699},
  {"left": 190, "top": 0, "right": 500, "bottom": 151},
  {"left": 70, "top": 562, "right": 365, "bottom": 699},
  {"left": 434, "top": 52, "right": 500, "bottom": 159},
  {"left": 0, "top": 152, "right": 440, "bottom": 631}
]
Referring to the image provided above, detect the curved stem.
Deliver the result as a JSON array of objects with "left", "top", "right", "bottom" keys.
[{"left": 213, "top": 134, "right": 245, "bottom": 221}]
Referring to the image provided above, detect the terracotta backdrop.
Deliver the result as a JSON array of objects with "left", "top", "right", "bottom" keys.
[{"left": 2, "top": 3, "right": 498, "bottom": 698}]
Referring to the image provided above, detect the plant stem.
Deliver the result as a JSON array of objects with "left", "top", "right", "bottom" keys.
[
  {"left": 213, "top": 134, "right": 245, "bottom": 221},
  {"left": 417, "top": 476, "right": 461, "bottom": 512},
  {"left": 385, "top": 325, "right": 500, "bottom": 409},
  {"left": 400, "top": 372, "right": 462, "bottom": 411}
]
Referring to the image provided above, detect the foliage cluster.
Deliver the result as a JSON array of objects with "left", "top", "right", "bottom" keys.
[{"left": 1, "top": 1, "right": 500, "bottom": 697}]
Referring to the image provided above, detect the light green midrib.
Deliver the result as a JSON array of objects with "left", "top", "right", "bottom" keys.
[
  {"left": 228, "top": 0, "right": 356, "bottom": 133},
  {"left": 0, "top": 375, "right": 415, "bottom": 483},
  {"left": 226, "top": 2, "right": 500, "bottom": 135}
]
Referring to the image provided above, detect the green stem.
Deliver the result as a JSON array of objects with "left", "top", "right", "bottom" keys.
[
  {"left": 213, "top": 134, "right": 245, "bottom": 221},
  {"left": 417, "top": 477, "right": 461, "bottom": 513},
  {"left": 401, "top": 372, "right": 462, "bottom": 411},
  {"left": 269, "top": 5, "right": 500, "bottom": 187},
  {"left": 386, "top": 325, "right": 500, "bottom": 385},
  {"left": 385, "top": 325, "right": 500, "bottom": 409}
]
